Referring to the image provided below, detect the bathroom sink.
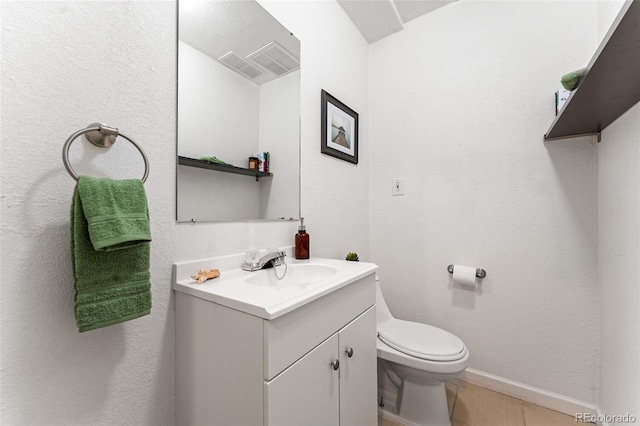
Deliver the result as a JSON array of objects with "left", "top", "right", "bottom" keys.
[
  {"left": 173, "top": 250, "right": 378, "bottom": 319},
  {"left": 245, "top": 263, "right": 338, "bottom": 287}
]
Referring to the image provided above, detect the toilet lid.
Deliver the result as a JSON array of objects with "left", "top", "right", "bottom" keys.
[{"left": 378, "top": 319, "right": 466, "bottom": 361}]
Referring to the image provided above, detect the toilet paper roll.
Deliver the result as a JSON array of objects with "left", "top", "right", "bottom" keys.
[{"left": 452, "top": 265, "right": 477, "bottom": 287}]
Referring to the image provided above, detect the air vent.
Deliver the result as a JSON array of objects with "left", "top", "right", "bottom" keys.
[
  {"left": 247, "top": 41, "right": 300, "bottom": 77},
  {"left": 218, "top": 51, "right": 264, "bottom": 79}
]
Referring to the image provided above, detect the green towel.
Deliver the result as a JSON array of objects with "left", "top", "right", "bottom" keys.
[
  {"left": 77, "top": 176, "right": 151, "bottom": 250},
  {"left": 561, "top": 68, "right": 586, "bottom": 91},
  {"left": 72, "top": 176, "right": 152, "bottom": 332},
  {"left": 200, "top": 156, "right": 230, "bottom": 166}
]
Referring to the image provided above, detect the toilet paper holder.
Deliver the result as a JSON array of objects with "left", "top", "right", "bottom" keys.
[{"left": 447, "top": 264, "right": 486, "bottom": 279}]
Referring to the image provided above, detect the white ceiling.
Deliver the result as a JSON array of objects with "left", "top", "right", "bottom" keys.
[
  {"left": 337, "top": 0, "right": 457, "bottom": 44},
  {"left": 179, "top": 0, "right": 300, "bottom": 85}
]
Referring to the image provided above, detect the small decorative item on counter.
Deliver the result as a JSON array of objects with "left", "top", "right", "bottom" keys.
[
  {"left": 191, "top": 268, "right": 220, "bottom": 284},
  {"left": 345, "top": 252, "right": 359, "bottom": 261},
  {"left": 248, "top": 157, "right": 259, "bottom": 170}
]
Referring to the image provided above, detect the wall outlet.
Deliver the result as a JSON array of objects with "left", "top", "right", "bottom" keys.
[{"left": 392, "top": 178, "right": 404, "bottom": 196}]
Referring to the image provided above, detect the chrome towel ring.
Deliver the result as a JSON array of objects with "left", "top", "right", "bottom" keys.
[{"left": 62, "top": 123, "right": 149, "bottom": 183}]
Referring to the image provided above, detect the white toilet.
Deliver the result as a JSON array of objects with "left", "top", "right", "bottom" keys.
[{"left": 376, "top": 277, "right": 469, "bottom": 426}]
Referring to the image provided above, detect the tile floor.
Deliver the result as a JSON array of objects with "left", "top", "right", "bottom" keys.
[{"left": 379, "top": 380, "right": 592, "bottom": 426}]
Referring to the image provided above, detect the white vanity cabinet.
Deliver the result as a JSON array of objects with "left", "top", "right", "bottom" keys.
[{"left": 175, "top": 270, "right": 377, "bottom": 426}]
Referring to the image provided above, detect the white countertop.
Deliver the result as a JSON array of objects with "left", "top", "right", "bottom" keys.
[{"left": 173, "top": 250, "right": 377, "bottom": 320}]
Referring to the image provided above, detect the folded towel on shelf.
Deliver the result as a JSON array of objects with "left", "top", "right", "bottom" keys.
[
  {"left": 200, "top": 156, "right": 230, "bottom": 165},
  {"left": 72, "top": 176, "right": 152, "bottom": 332},
  {"left": 561, "top": 68, "right": 586, "bottom": 91}
]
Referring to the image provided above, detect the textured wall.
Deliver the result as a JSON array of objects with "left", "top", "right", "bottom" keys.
[
  {"left": 369, "top": 1, "right": 599, "bottom": 403},
  {"left": 177, "top": 40, "right": 259, "bottom": 221},
  {"left": 260, "top": 0, "right": 371, "bottom": 262},
  {"left": 598, "top": 101, "right": 640, "bottom": 421},
  {"left": 0, "top": 1, "right": 369, "bottom": 424},
  {"left": 258, "top": 70, "right": 300, "bottom": 220},
  {"left": 596, "top": 2, "right": 640, "bottom": 417},
  {"left": 0, "top": 3, "right": 178, "bottom": 424}
]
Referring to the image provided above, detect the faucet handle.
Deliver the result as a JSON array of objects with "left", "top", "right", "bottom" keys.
[{"left": 245, "top": 250, "right": 260, "bottom": 266}]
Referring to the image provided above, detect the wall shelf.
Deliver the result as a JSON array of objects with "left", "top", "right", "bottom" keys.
[
  {"left": 178, "top": 156, "right": 272, "bottom": 181},
  {"left": 544, "top": 0, "right": 640, "bottom": 142}
]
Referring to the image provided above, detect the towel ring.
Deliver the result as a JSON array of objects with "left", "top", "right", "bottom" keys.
[{"left": 62, "top": 123, "right": 149, "bottom": 183}]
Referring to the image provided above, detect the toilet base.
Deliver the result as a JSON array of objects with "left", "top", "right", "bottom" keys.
[
  {"left": 398, "top": 379, "right": 451, "bottom": 426},
  {"left": 378, "top": 407, "right": 424, "bottom": 426}
]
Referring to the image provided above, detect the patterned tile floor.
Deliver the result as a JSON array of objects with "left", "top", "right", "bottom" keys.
[{"left": 379, "top": 380, "right": 592, "bottom": 426}]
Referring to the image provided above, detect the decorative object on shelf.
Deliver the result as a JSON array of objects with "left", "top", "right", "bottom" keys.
[
  {"left": 248, "top": 157, "right": 259, "bottom": 170},
  {"left": 555, "top": 89, "right": 571, "bottom": 115},
  {"left": 253, "top": 151, "right": 270, "bottom": 172},
  {"left": 345, "top": 252, "right": 359, "bottom": 261},
  {"left": 200, "top": 156, "right": 231, "bottom": 166},
  {"left": 321, "top": 89, "right": 359, "bottom": 164},
  {"left": 191, "top": 268, "right": 220, "bottom": 284},
  {"left": 560, "top": 68, "right": 586, "bottom": 91}
]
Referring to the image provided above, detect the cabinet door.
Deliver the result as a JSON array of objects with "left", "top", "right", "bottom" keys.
[
  {"left": 339, "top": 307, "right": 377, "bottom": 426},
  {"left": 265, "top": 333, "right": 339, "bottom": 426}
]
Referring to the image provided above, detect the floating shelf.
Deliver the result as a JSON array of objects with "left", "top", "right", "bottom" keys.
[
  {"left": 544, "top": 0, "right": 640, "bottom": 142},
  {"left": 178, "top": 156, "right": 272, "bottom": 181}
]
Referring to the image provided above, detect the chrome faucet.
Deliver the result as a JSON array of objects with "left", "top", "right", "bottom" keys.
[{"left": 242, "top": 249, "right": 287, "bottom": 272}]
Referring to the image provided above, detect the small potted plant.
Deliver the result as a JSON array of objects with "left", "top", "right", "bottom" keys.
[{"left": 345, "top": 252, "right": 359, "bottom": 262}]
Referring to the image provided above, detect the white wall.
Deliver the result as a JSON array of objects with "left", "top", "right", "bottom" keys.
[
  {"left": 260, "top": 0, "right": 370, "bottom": 261},
  {"left": 369, "top": 0, "right": 599, "bottom": 403},
  {"left": 597, "top": 101, "right": 640, "bottom": 421},
  {"left": 178, "top": 41, "right": 260, "bottom": 164},
  {"left": 597, "top": 0, "right": 640, "bottom": 418},
  {"left": 177, "top": 40, "right": 260, "bottom": 221},
  {"left": 1, "top": 3, "right": 178, "bottom": 424},
  {"left": 0, "top": 1, "right": 369, "bottom": 424},
  {"left": 258, "top": 70, "right": 300, "bottom": 220}
]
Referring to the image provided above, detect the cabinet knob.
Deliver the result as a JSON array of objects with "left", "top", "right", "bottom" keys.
[
  {"left": 331, "top": 359, "right": 340, "bottom": 371},
  {"left": 346, "top": 347, "right": 354, "bottom": 358}
]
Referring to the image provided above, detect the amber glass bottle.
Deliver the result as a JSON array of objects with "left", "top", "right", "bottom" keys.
[{"left": 295, "top": 218, "right": 310, "bottom": 259}]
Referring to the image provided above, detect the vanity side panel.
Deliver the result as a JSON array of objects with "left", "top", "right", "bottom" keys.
[
  {"left": 263, "top": 274, "right": 375, "bottom": 380},
  {"left": 176, "top": 293, "right": 264, "bottom": 425}
]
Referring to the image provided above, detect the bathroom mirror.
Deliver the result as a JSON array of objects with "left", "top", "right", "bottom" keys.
[{"left": 177, "top": 0, "right": 300, "bottom": 222}]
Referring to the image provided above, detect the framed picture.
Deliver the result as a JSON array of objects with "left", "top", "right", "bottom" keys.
[{"left": 321, "top": 90, "right": 359, "bottom": 164}]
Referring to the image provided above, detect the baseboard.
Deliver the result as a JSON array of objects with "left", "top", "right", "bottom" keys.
[
  {"left": 597, "top": 406, "right": 610, "bottom": 426},
  {"left": 459, "top": 368, "right": 597, "bottom": 417}
]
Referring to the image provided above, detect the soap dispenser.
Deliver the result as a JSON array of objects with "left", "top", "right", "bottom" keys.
[{"left": 295, "top": 217, "right": 310, "bottom": 259}]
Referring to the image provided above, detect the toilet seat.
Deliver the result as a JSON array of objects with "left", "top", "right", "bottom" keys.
[{"left": 377, "top": 319, "right": 466, "bottom": 362}]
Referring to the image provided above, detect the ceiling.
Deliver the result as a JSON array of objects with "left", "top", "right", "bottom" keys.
[
  {"left": 337, "top": 0, "right": 457, "bottom": 44},
  {"left": 179, "top": 0, "right": 300, "bottom": 85}
]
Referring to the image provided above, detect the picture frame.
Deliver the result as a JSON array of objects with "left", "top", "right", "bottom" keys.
[{"left": 321, "top": 89, "right": 359, "bottom": 164}]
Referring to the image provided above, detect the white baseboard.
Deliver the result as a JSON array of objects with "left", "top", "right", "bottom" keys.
[
  {"left": 460, "top": 368, "right": 597, "bottom": 417},
  {"left": 596, "top": 406, "right": 610, "bottom": 426}
]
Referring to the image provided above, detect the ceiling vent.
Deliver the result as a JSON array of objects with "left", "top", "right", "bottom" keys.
[
  {"left": 247, "top": 41, "right": 300, "bottom": 77},
  {"left": 218, "top": 51, "right": 264, "bottom": 79}
]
